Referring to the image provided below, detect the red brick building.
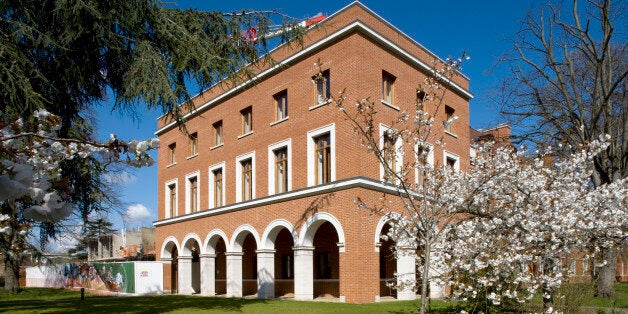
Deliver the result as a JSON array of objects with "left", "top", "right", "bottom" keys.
[{"left": 154, "top": 2, "right": 472, "bottom": 303}]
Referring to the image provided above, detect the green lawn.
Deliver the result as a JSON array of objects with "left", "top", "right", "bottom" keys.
[
  {"left": 0, "top": 289, "right": 450, "bottom": 314},
  {"left": 1, "top": 284, "right": 625, "bottom": 313}
]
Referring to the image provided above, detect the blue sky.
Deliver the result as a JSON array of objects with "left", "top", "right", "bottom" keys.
[{"left": 95, "top": 0, "right": 538, "bottom": 231}]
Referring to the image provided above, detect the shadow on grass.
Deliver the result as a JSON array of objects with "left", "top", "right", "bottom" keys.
[{"left": 0, "top": 295, "right": 270, "bottom": 314}]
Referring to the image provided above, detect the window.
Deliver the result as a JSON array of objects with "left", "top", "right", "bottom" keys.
[
  {"left": 236, "top": 152, "right": 255, "bottom": 202},
  {"left": 169, "top": 184, "right": 177, "bottom": 217},
  {"left": 165, "top": 179, "right": 178, "bottom": 218},
  {"left": 213, "top": 169, "right": 223, "bottom": 208},
  {"left": 213, "top": 121, "right": 223, "bottom": 146},
  {"left": 274, "top": 90, "right": 288, "bottom": 121},
  {"left": 241, "top": 106, "right": 252, "bottom": 134},
  {"left": 189, "top": 176, "right": 198, "bottom": 212},
  {"left": 242, "top": 159, "right": 252, "bottom": 201},
  {"left": 382, "top": 71, "right": 396, "bottom": 104},
  {"left": 185, "top": 172, "right": 200, "bottom": 214},
  {"left": 168, "top": 143, "right": 176, "bottom": 165},
  {"left": 274, "top": 148, "right": 288, "bottom": 193},
  {"left": 416, "top": 90, "right": 427, "bottom": 109},
  {"left": 443, "top": 151, "right": 460, "bottom": 171},
  {"left": 444, "top": 105, "right": 456, "bottom": 133},
  {"left": 380, "top": 125, "right": 402, "bottom": 182},
  {"left": 313, "top": 70, "right": 330, "bottom": 105},
  {"left": 314, "top": 134, "right": 331, "bottom": 185},
  {"left": 382, "top": 132, "right": 397, "bottom": 182},
  {"left": 415, "top": 143, "right": 434, "bottom": 185},
  {"left": 307, "top": 124, "right": 335, "bottom": 186},
  {"left": 209, "top": 162, "right": 225, "bottom": 209},
  {"left": 268, "top": 139, "right": 291, "bottom": 195},
  {"left": 189, "top": 132, "right": 198, "bottom": 156}
]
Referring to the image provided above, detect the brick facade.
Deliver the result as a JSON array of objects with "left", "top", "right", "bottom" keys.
[{"left": 154, "top": 2, "right": 472, "bottom": 303}]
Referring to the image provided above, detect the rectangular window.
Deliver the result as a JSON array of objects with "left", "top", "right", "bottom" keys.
[
  {"left": 382, "top": 71, "right": 396, "bottom": 104},
  {"left": 416, "top": 90, "right": 427, "bottom": 109},
  {"left": 444, "top": 151, "right": 460, "bottom": 171},
  {"left": 189, "top": 132, "right": 198, "bottom": 156},
  {"left": 169, "top": 184, "right": 177, "bottom": 217},
  {"left": 274, "top": 90, "right": 288, "bottom": 121},
  {"left": 168, "top": 143, "right": 176, "bottom": 165},
  {"left": 446, "top": 157, "right": 457, "bottom": 168},
  {"left": 213, "top": 121, "right": 223, "bottom": 146},
  {"left": 241, "top": 106, "right": 252, "bottom": 134},
  {"left": 189, "top": 176, "right": 198, "bottom": 213},
  {"left": 445, "top": 105, "right": 456, "bottom": 133},
  {"left": 164, "top": 179, "right": 178, "bottom": 218},
  {"left": 213, "top": 169, "right": 223, "bottom": 208},
  {"left": 274, "top": 148, "right": 288, "bottom": 193},
  {"left": 314, "top": 134, "right": 331, "bottom": 184},
  {"left": 383, "top": 132, "right": 397, "bottom": 181},
  {"left": 313, "top": 70, "right": 330, "bottom": 105},
  {"left": 241, "top": 159, "right": 253, "bottom": 201}
]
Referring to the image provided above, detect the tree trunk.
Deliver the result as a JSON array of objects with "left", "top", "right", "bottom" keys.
[
  {"left": 419, "top": 238, "right": 431, "bottom": 314},
  {"left": 4, "top": 254, "right": 21, "bottom": 293},
  {"left": 595, "top": 248, "right": 617, "bottom": 298},
  {"left": 542, "top": 284, "right": 554, "bottom": 313}
]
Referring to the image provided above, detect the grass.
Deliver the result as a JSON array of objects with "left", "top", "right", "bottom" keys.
[
  {"left": 581, "top": 283, "right": 628, "bottom": 309},
  {"left": 1, "top": 284, "right": 625, "bottom": 313},
  {"left": 0, "top": 289, "right": 452, "bottom": 314}
]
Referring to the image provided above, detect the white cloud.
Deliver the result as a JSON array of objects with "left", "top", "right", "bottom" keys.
[
  {"left": 123, "top": 203, "right": 153, "bottom": 226},
  {"left": 102, "top": 171, "right": 137, "bottom": 185}
]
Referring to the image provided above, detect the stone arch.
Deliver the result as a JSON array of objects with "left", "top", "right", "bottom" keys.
[
  {"left": 229, "top": 224, "right": 261, "bottom": 252},
  {"left": 181, "top": 233, "right": 203, "bottom": 256},
  {"left": 160, "top": 236, "right": 180, "bottom": 259},
  {"left": 374, "top": 214, "right": 395, "bottom": 252},
  {"left": 260, "top": 219, "right": 298, "bottom": 250},
  {"left": 203, "top": 229, "right": 229, "bottom": 254},
  {"left": 298, "top": 212, "right": 345, "bottom": 250}
]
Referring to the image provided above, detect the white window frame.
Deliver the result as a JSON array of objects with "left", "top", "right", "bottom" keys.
[
  {"left": 443, "top": 151, "right": 460, "bottom": 171},
  {"left": 379, "top": 124, "right": 403, "bottom": 182},
  {"left": 185, "top": 171, "right": 201, "bottom": 214},
  {"left": 164, "top": 178, "right": 178, "bottom": 219},
  {"left": 414, "top": 142, "right": 434, "bottom": 184},
  {"left": 307, "top": 124, "right": 336, "bottom": 187},
  {"left": 208, "top": 162, "right": 226, "bottom": 209},
  {"left": 236, "top": 151, "right": 256, "bottom": 202},
  {"left": 268, "top": 139, "right": 292, "bottom": 195}
]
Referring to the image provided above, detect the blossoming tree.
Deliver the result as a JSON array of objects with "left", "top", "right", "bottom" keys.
[
  {"left": 443, "top": 140, "right": 627, "bottom": 312},
  {"left": 334, "top": 52, "right": 627, "bottom": 313},
  {"left": 0, "top": 110, "right": 158, "bottom": 292}
]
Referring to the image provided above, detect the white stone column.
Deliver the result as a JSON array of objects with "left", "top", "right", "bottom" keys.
[
  {"left": 226, "top": 252, "right": 243, "bottom": 297},
  {"left": 178, "top": 256, "right": 193, "bottom": 295},
  {"left": 429, "top": 251, "right": 446, "bottom": 299},
  {"left": 293, "top": 246, "right": 314, "bottom": 300},
  {"left": 256, "top": 249, "right": 275, "bottom": 299},
  {"left": 200, "top": 254, "right": 216, "bottom": 296},
  {"left": 396, "top": 246, "right": 417, "bottom": 300}
]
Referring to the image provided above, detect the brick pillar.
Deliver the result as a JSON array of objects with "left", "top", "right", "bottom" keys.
[
  {"left": 294, "top": 246, "right": 314, "bottom": 300},
  {"left": 200, "top": 254, "right": 216, "bottom": 296},
  {"left": 396, "top": 246, "right": 417, "bottom": 300},
  {"left": 256, "top": 249, "right": 275, "bottom": 299},
  {"left": 226, "top": 252, "right": 243, "bottom": 297},
  {"left": 178, "top": 256, "right": 193, "bottom": 295},
  {"left": 161, "top": 258, "right": 173, "bottom": 293}
]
